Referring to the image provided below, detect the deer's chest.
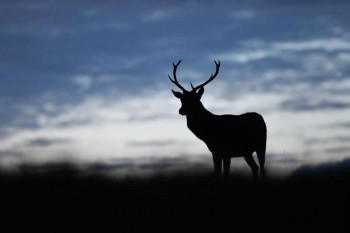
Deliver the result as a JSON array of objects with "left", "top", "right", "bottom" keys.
[{"left": 187, "top": 119, "right": 216, "bottom": 141}]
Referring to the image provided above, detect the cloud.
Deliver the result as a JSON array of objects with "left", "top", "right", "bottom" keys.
[
  {"left": 213, "top": 50, "right": 277, "bottom": 64},
  {"left": 319, "top": 79, "right": 350, "bottom": 94},
  {"left": 325, "top": 146, "right": 350, "bottom": 154},
  {"left": 85, "top": 22, "right": 129, "bottom": 31},
  {"left": 43, "top": 103, "right": 56, "bottom": 112},
  {"left": 0, "top": 149, "right": 23, "bottom": 158},
  {"left": 126, "top": 139, "right": 180, "bottom": 147},
  {"left": 230, "top": 10, "right": 256, "bottom": 20},
  {"left": 96, "top": 74, "right": 118, "bottom": 83},
  {"left": 27, "top": 138, "right": 71, "bottom": 147},
  {"left": 143, "top": 10, "right": 172, "bottom": 22},
  {"left": 337, "top": 52, "right": 350, "bottom": 62},
  {"left": 305, "top": 136, "right": 350, "bottom": 145},
  {"left": 83, "top": 155, "right": 214, "bottom": 176},
  {"left": 274, "top": 78, "right": 350, "bottom": 111},
  {"left": 2, "top": 64, "right": 350, "bottom": 168},
  {"left": 214, "top": 38, "right": 350, "bottom": 64},
  {"left": 333, "top": 122, "right": 350, "bottom": 129},
  {"left": 30, "top": 90, "right": 177, "bottom": 129},
  {"left": 280, "top": 98, "right": 350, "bottom": 111},
  {"left": 72, "top": 75, "right": 93, "bottom": 90},
  {"left": 273, "top": 38, "right": 350, "bottom": 52},
  {"left": 0, "top": 89, "right": 201, "bottom": 165},
  {"left": 266, "top": 153, "right": 299, "bottom": 164},
  {"left": 2, "top": 47, "right": 350, "bottom": 169},
  {"left": 176, "top": 69, "right": 206, "bottom": 81}
]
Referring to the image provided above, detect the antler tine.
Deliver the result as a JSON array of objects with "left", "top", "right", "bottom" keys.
[
  {"left": 190, "top": 82, "right": 195, "bottom": 89},
  {"left": 192, "top": 60, "right": 221, "bottom": 91},
  {"left": 168, "top": 60, "right": 187, "bottom": 92}
]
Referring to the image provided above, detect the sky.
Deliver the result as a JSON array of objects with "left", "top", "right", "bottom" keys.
[{"left": 0, "top": 0, "right": 350, "bottom": 175}]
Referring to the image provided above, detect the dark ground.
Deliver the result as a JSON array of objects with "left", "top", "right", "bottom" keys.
[{"left": 1, "top": 160, "right": 350, "bottom": 233}]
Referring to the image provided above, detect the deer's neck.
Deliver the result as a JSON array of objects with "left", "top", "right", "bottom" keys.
[{"left": 186, "top": 103, "right": 215, "bottom": 136}]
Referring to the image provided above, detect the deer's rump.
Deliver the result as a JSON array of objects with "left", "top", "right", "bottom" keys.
[{"left": 202, "top": 112, "right": 266, "bottom": 157}]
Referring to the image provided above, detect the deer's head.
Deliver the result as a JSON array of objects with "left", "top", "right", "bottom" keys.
[{"left": 169, "top": 60, "right": 220, "bottom": 116}]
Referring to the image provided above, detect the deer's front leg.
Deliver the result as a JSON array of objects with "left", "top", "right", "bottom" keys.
[{"left": 212, "top": 154, "right": 222, "bottom": 177}]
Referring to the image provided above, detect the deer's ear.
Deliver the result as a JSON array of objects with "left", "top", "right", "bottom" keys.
[
  {"left": 196, "top": 87, "right": 204, "bottom": 99},
  {"left": 172, "top": 90, "right": 182, "bottom": 99}
]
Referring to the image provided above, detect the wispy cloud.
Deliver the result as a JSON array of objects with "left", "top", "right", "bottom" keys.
[
  {"left": 305, "top": 136, "right": 350, "bottom": 145},
  {"left": 126, "top": 139, "right": 179, "bottom": 147},
  {"left": 325, "top": 146, "right": 350, "bottom": 154},
  {"left": 72, "top": 75, "right": 93, "bottom": 90},
  {"left": 0, "top": 149, "right": 23, "bottom": 158},
  {"left": 273, "top": 38, "right": 350, "bottom": 52},
  {"left": 215, "top": 50, "right": 277, "bottom": 64},
  {"left": 85, "top": 22, "right": 130, "bottom": 31},
  {"left": 214, "top": 38, "right": 350, "bottom": 64},
  {"left": 27, "top": 138, "right": 71, "bottom": 147},
  {"left": 230, "top": 10, "right": 256, "bottom": 20},
  {"left": 280, "top": 98, "right": 350, "bottom": 111},
  {"left": 143, "top": 10, "right": 172, "bottom": 22}
]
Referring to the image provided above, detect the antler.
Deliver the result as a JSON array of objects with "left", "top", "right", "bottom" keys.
[
  {"left": 168, "top": 60, "right": 187, "bottom": 92},
  {"left": 191, "top": 60, "right": 220, "bottom": 91}
]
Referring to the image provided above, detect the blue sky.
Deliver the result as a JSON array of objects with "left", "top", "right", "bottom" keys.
[{"left": 1, "top": 0, "right": 350, "bottom": 175}]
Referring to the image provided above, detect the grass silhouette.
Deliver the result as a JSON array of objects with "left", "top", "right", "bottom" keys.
[{"left": 1, "top": 160, "right": 349, "bottom": 232}]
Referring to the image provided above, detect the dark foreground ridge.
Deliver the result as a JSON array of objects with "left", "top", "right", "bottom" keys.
[{"left": 1, "top": 160, "right": 350, "bottom": 232}]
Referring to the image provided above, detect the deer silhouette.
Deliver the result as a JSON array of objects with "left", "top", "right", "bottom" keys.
[{"left": 169, "top": 60, "right": 267, "bottom": 179}]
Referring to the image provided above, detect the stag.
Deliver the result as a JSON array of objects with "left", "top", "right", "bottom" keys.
[{"left": 169, "top": 60, "right": 267, "bottom": 179}]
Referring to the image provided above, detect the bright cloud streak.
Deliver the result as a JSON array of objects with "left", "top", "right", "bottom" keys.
[
  {"left": 273, "top": 38, "right": 350, "bottom": 52},
  {"left": 1, "top": 75, "right": 350, "bottom": 169},
  {"left": 214, "top": 38, "right": 350, "bottom": 64}
]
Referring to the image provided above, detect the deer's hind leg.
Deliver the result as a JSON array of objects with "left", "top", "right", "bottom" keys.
[
  {"left": 244, "top": 154, "right": 258, "bottom": 180},
  {"left": 256, "top": 149, "right": 266, "bottom": 179},
  {"left": 223, "top": 157, "right": 231, "bottom": 177}
]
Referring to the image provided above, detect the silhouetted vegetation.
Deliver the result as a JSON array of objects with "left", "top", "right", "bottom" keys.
[{"left": 1, "top": 160, "right": 350, "bottom": 232}]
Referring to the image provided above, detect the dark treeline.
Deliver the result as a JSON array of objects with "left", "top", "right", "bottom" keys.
[{"left": 1, "top": 160, "right": 350, "bottom": 232}]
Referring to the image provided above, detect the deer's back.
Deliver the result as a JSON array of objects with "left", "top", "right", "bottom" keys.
[{"left": 193, "top": 112, "right": 266, "bottom": 156}]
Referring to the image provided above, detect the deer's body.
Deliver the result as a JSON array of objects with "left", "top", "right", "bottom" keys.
[
  {"left": 169, "top": 60, "right": 267, "bottom": 179},
  {"left": 187, "top": 111, "right": 266, "bottom": 157}
]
